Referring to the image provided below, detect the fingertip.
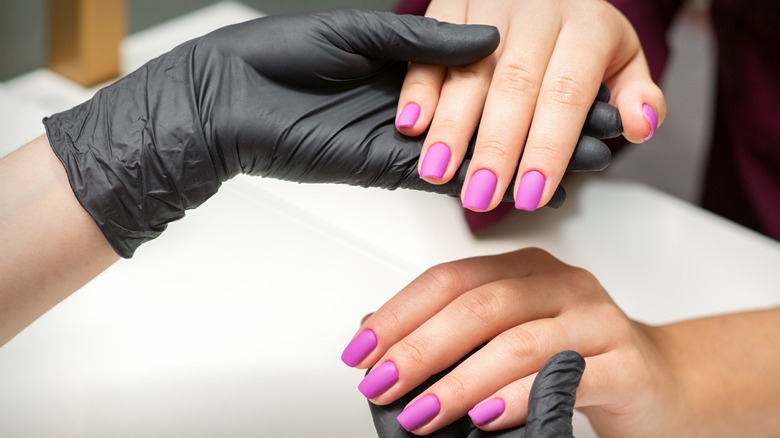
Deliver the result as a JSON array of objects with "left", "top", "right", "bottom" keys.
[
  {"left": 612, "top": 82, "right": 665, "bottom": 144},
  {"left": 396, "top": 102, "right": 421, "bottom": 131},
  {"left": 397, "top": 63, "right": 445, "bottom": 136},
  {"left": 419, "top": 142, "right": 452, "bottom": 182}
]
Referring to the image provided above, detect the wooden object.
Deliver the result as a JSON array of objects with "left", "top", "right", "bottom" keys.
[{"left": 48, "top": 0, "right": 126, "bottom": 87}]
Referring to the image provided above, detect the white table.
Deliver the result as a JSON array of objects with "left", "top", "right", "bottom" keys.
[{"left": 2, "top": 2, "right": 779, "bottom": 437}]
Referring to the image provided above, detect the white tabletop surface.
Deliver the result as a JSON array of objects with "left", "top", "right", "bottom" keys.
[{"left": 2, "top": 2, "right": 779, "bottom": 437}]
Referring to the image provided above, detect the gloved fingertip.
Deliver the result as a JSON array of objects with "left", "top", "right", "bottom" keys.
[
  {"left": 597, "top": 83, "right": 611, "bottom": 103},
  {"left": 568, "top": 136, "right": 612, "bottom": 172},
  {"left": 524, "top": 351, "right": 585, "bottom": 437},
  {"left": 583, "top": 101, "right": 623, "bottom": 140},
  {"left": 546, "top": 186, "right": 566, "bottom": 209}
]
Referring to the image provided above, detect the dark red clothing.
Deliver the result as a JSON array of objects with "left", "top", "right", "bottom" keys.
[{"left": 394, "top": 0, "right": 780, "bottom": 241}]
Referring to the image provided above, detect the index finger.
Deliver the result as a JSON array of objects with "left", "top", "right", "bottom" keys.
[{"left": 340, "top": 249, "right": 558, "bottom": 369}]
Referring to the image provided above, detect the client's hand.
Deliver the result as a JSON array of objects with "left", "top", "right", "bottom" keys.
[
  {"left": 44, "top": 10, "right": 619, "bottom": 258},
  {"left": 341, "top": 248, "right": 676, "bottom": 436},
  {"left": 397, "top": 0, "right": 664, "bottom": 211},
  {"left": 369, "top": 350, "right": 585, "bottom": 437}
]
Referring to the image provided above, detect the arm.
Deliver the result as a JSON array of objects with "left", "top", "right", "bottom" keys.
[
  {"left": 635, "top": 307, "right": 780, "bottom": 437},
  {"left": 0, "top": 10, "right": 502, "bottom": 345},
  {"left": 0, "top": 136, "right": 118, "bottom": 346}
]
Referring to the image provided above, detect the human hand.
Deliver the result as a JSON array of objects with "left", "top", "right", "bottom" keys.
[
  {"left": 397, "top": 0, "right": 666, "bottom": 211},
  {"left": 44, "top": 10, "right": 620, "bottom": 258},
  {"left": 341, "top": 248, "right": 678, "bottom": 436},
  {"left": 43, "top": 10, "right": 499, "bottom": 257},
  {"left": 369, "top": 350, "right": 585, "bottom": 437}
]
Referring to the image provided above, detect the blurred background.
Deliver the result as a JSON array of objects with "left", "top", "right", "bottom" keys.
[{"left": 0, "top": 0, "right": 395, "bottom": 81}]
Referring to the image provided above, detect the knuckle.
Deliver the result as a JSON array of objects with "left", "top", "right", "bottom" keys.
[
  {"left": 420, "top": 263, "right": 466, "bottom": 295},
  {"left": 457, "top": 287, "right": 502, "bottom": 326},
  {"left": 396, "top": 336, "right": 430, "bottom": 369},
  {"left": 440, "top": 374, "right": 470, "bottom": 403},
  {"left": 499, "top": 327, "right": 543, "bottom": 362},
  {"left": 476, "top": 139, "right": 514, "bottom": 162},
  {"left": 498, "top": 57, "right": 538, "bottom": 95},
  {"left": 430, "top": 117, "right": 462, "bottom": 134},
  {"left": 522, "top": 247, "right": 555, "bottom": 262},
  {"left": 565, "top": 266, "right": 600, "bottom": 289},
  {"left": 446, "top": 64, "right": 486, "bottom": 82},
  {"left": 524, "top": 141, "right": 569, "bottom": 164},
  {"left": 545, "top": 72, "right": 589, "bottom": 108}
]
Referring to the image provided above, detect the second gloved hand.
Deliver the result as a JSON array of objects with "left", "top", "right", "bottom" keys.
[{"left": 369, "top": 350, "right": 585, "bottom": 437}]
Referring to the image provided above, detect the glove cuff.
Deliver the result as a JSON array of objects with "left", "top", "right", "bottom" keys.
[{"left": 43, "top": 49, "right": 221, "bottom": 258}]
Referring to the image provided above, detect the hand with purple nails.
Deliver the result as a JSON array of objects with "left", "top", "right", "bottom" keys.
[
  {"left": 342, "top": 248, "right": 780, "bottom": 437},
  {"left": 395, "top": 0, "right": 666, "bottom": 212}
]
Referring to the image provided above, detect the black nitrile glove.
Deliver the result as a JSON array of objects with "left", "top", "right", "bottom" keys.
[
  {"left": 369, "top": 350, "right": 586, "bottom": 437},
  {"left": 44, "top": 10, "right": 621, "bottom": 258}
]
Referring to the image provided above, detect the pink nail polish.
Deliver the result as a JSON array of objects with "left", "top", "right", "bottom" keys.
[
  {"left": 515, "top": 170, "right": 545, "bottom": 211},
  {"left": 463, "top": 169, "right": 497, "bottom": 211},
  {"left": 341, "top": 329, "right": 377, "bottom": 367},
  {"left": 396, "top": 103, "right": 421, "bottom": 129},
  {"left": 420, "top": 143, "right": 451, "bottom": 179},
  {"left": 397, "top": 394, "right": 441, "bottom": 431},
  {"left": 642, "top": 104, "right": 657, "bottom": 141},
  {"left": 468, "top": 398, "right": 505, "bottom": 426},
  {"left": 358, "top": 361, "right": 398, "bottom": 399}
]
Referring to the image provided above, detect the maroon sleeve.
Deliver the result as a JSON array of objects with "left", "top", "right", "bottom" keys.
[
  {"left": 608, "top": 0, "right": 686, "bottom": 84},
  {"left": 393, "top": 0, "right": 429, "bottom": 16}
]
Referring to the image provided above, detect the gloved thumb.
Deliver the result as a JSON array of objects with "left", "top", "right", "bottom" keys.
[
  {"left": 204, "top": 9, "right": 499, "bottom": 87},
  {"left": 523, "top": 351, "right": 585, "bottom": 438},
  {"left": 316, "top": 10, "right": 500, "bottom": 67}
]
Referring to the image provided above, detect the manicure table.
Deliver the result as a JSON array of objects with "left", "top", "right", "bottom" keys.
[{"left": 2, "top": 2, "right": 779, "bottom": 437}]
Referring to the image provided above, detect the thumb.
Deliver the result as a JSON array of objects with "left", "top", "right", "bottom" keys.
[
  {"left": 319, "top": 9, "right": 500, "bottom": 67},
  {"left": 524, "top": 351, "right": 586, "bottom": 438},
  {"left": 206, "top": 10, "right": 499, "bottom": 87}
]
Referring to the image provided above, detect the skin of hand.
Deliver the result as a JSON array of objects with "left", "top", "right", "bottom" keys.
[
  {"left": 342, "top": 248, "right": 780, "bottom": 436},
  {"left": 396, "top": 0, "right": 666, "bottom": 212}
]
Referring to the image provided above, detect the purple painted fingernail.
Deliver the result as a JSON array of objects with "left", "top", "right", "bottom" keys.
[
  {"left": 515, "top": 170, "right": 545, "bottom": 211},
  {"left": 358, "top": 361, "right": 398, "bottom": 399},
  {"left": 463, "top": 169, "right": 497, "bottom": 211},
  {"left": 642, "top": 103, "right": 658, "bottom": 141},
  {"left": 397, "top": 394, "right": 441, "bottom": 431},
  {"left": 420, "top": 143, "right": 451, "bottom": 179},
  {"left": 341, "top": 329, "right": 377, "bottom": 367},
  {"left": 468, "top": 398, "right": 505, "bottom": 426},
  {"left": 396, "top": 103, "right": 420, "bottom": 129}
]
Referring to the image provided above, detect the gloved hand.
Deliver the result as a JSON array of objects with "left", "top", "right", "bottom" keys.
[
  {"left": 368, "top": 350, "right": 585, "bottom": 437},
  {"left": 44, "top": 9, "right": 621, "bottom": 258}
]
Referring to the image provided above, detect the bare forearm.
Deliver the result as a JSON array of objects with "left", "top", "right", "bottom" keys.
[
  {"left": 0, "top": 135, "right": 118, "bottom": 346},
  {"left": 646, "top": 307, "right": 780, "bottom": 437}
]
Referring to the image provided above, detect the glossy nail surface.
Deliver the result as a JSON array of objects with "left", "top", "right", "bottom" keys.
[
  {"left": 642, "top": 103, "right": 658, "bottom": 141},
  {"left": 396, "top": 103, "right": 420, "bottom": 129},
  {"left": 420, "top": 142, "right": 451, "bottom": 179},
  {"left": 463, "top": 169, "right": 497, "bottom": 211},
  {"left": 397, "top": 394, "right": 441, "bottom": 431},
  {"left": 468, "top": 398, "right": 505, "bottom": 426},
  {"left": 341, "top": 329, "right": 377, "bottom": 367},
  {"left": 515, "top": 170, "right": 545, "bottom": 211},
  {"left": 359, "top": 361, "right": 398, "bottom": 399}
]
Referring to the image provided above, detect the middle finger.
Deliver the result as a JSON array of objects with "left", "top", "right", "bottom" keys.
[{"left": 460, "top": 0, "right": 561, "bottom": 211}]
